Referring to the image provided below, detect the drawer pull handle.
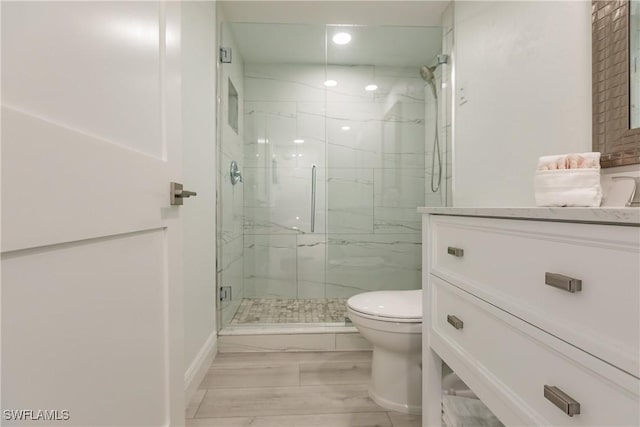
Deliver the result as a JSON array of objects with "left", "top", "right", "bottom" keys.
[
  {"left": 447, "top": 315, "right": 464, "bottom": 330},
  {"left": 544, "top": 385, "right": 581, "bottom": 417},
  {"left": 545, "top": 273, "right": 582, "bottom": 293},
  {"left": 447, "top": 247, "right": 464, "bottom": 257}
]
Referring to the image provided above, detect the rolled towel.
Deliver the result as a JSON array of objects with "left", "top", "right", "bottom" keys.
[
  {"left": 537, "top": 152, "right": 600, "bottom": 171},
  {"left": 567, "top": 153, "right": 586, "bottom": 169},
  {"left": 534, "top": 152, "right": 602, "bottom": 207}
]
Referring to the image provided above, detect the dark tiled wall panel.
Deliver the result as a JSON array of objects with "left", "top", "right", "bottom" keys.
[{"left": 593, "top": 0, "right": 640, "bottom": 167}]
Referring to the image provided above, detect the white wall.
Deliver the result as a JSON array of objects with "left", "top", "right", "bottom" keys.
[
  {"left": 453, "top": 1, "right": 592, "bottom": 206},
  {"left": 182, "top": 1, "right": 218, "bottom": 397}
]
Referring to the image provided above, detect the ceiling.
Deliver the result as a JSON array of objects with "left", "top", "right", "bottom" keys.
[
  {"left": 227, "top": 23, "right": 443, "bottom": 66},
  {"left": 219, "top": 1, "right": 450, "bottom": 27}
]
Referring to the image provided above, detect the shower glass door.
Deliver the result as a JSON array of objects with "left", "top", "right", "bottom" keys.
[
  {"left": 216, "top": 21, "right": 445, "bottom": 330},
  {"left": 323, "top": 25, "right": 440, "bottom": 302}
]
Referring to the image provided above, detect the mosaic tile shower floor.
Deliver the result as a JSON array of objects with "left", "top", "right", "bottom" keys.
[{"left": 231, "top": 298, "right": 349, "bottom": 324}]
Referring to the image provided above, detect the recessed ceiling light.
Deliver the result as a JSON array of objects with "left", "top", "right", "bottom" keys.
[
  {"left": 332, "top": 32, "right": 351, "bottom": 45},
  {"left": 257, "top": 138, "right": 268, "bottom": 144},
  {"left": 341, "top": 126, "right": 351, "bottom": 131},
  {"left": 324, "top": 79, "right": 337, "bottom": 87},
  {"left": 293, "top": 139, "right": 304, "bottom": 144},
  {"left": 365, "top": 84, "right": 378, "bottom": 91}
]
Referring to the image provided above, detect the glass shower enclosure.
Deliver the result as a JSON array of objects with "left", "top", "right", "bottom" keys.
[{"left": 216, "top": 22, "right": 447, "bottom": 331}]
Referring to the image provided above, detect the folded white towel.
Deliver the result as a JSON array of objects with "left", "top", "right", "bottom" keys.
[
  {"left": 535, "top": 152, "right": 602, "bottom": 207},
  {"left": 535, "top": 168, "right": 602, "bottom": 207}
]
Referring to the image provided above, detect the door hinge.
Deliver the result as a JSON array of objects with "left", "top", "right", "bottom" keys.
[
  {"left": 220, "top": 286, "right": 232, "bottom": 302},
  {"left": 220, "top": 47, "right": 232, "bottom": 63}
]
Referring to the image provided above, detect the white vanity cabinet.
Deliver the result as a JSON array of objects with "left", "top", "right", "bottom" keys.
[{"left": 420, "top": 209, "right": 640, "bottom": 427}]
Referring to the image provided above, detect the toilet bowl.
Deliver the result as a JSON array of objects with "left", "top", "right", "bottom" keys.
[{"left": 347, "top": 289, "right": 422, "bottom": 415}]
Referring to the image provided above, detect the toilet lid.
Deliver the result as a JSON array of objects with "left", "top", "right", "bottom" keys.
[{"left": 347, "top": 290, "right": 422, "bottom": 320}]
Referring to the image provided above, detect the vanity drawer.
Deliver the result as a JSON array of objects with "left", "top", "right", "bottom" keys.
[
  {"left": 430, "top": 215, "right": 640, "bottom": 376},
  {"left": 431, "top": 276, "right": 640, "bottom": 427}
]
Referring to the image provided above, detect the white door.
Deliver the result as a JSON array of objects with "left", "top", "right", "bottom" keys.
[{"left": 2, "top": 2, "right": 184, "bottom": 425}]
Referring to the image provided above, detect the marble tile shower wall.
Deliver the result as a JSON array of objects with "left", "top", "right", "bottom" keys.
[
  {"left": 441, "top": 4, "right": 454, "bottom": 206},
  {"left": 242, "top": 63, "right": 435, "bottom": 299},
  {"left": 424, "top": 8, "right": 453, "bottom": 208}
]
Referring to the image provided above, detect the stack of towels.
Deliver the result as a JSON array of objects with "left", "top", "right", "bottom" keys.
[{"left": 534, "top": 152, "right": 602, "bottom": 207}]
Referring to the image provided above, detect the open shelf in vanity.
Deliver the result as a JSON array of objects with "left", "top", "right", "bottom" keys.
[{"left": 440, "top": 361, "right": 503, "bottom": 427}]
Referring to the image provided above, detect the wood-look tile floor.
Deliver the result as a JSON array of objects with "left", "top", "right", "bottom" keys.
[{"left": 186, "top": 351, "right": 421, "bottom": 427}]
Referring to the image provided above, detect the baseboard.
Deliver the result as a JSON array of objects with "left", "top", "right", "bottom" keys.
[{"left": 184, "top": 330, "right": 218, "bottom": 403}]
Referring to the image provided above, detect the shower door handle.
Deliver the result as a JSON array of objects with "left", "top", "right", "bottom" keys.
[{"left": 311, "top": 165, "right": 317, "bottom": 232}]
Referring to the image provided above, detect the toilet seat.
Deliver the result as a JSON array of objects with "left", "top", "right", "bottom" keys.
[
  {"left": 347, "top": 308, "right": 422, "bottom": 334},
  {"left": 347, "top": 290, "right": 422, "bottom": 323},
  {"left": 348, "top": 308, "right": 422, "bottom": 324}
]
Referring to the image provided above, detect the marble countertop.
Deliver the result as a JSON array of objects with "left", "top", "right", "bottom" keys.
[{"left": 417, "top": 207, "right": 640, "bottom": 225}]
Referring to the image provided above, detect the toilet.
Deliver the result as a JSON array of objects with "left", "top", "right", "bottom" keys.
[{"left": 347, "top": 289, "right": 422, "bottom": 415}]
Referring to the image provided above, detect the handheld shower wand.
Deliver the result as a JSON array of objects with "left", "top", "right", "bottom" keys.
[{"left": 420, "top": 54, "right": 449, "bottom": 193}]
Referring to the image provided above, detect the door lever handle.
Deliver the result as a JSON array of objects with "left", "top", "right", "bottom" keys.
[
  {"left": 170, "top": 182, "right": 197, "bottom": 205},
  {"left": 180, "top": 190, "right": 197, "bottom": 198}
]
